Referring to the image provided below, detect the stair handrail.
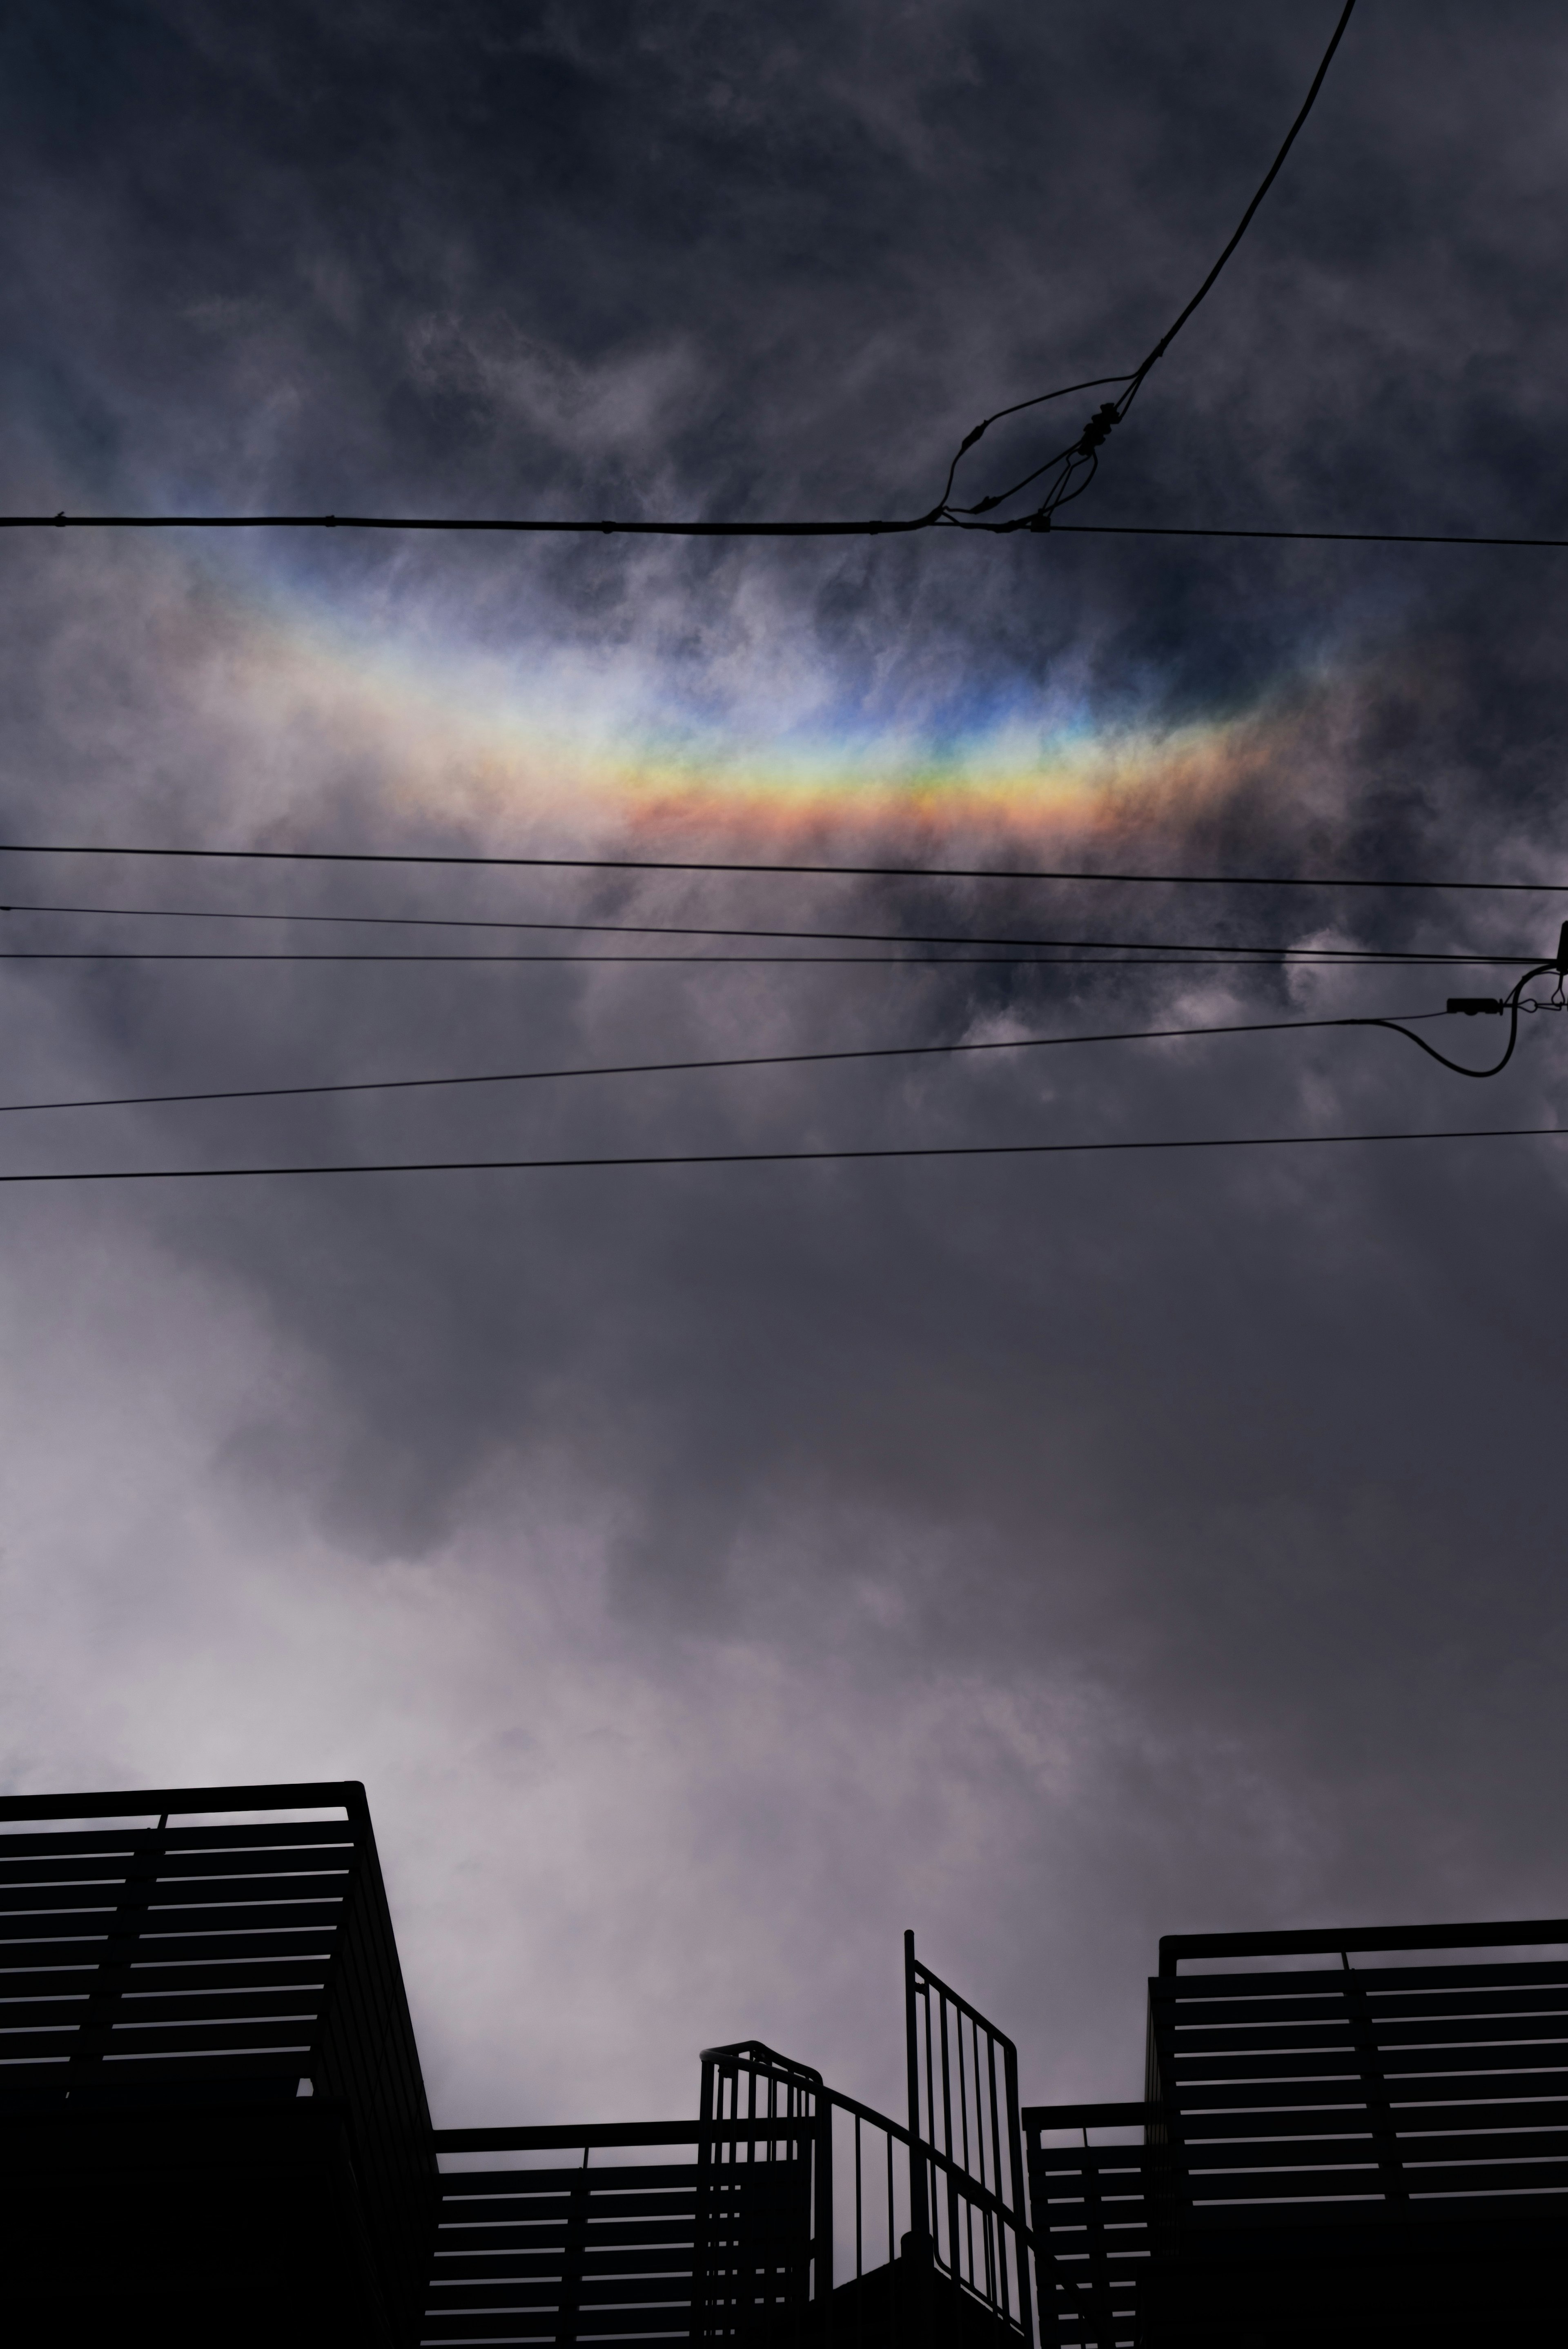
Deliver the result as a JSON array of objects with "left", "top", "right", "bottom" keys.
[{"left": 702, "top": 2040, "right": 1038, "bottom": 2253}]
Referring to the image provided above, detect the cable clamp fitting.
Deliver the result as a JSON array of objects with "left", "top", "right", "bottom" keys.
[
  {"left": 1075, "top": 403, "right": 1120, "bottom": 456},
  {"left": 1447, "top": 997, "right": 1503, "bottom": 1015}
]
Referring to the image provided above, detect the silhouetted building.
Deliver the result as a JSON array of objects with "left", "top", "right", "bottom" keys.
[{"left": 2, "top": 1779, "right": 1563, "bottom": 2344}]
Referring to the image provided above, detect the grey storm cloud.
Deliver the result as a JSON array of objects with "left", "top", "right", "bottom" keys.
[{"left": 0, "top": 0, "right": 1567, "bottom": 2131}]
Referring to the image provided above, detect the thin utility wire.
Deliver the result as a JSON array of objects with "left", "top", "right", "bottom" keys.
[
  {"left": 0, "top": 899, "right": 1543, "bottom": 963},
  {"left": 1051, "top": 524, "right": 1568, "bottom": 548},
  {"left": 0, "top": 1006, "right": 1450, "bottom": 1121},
  {"left": 4, "top": 9, "right": 1359, "bottom": 543},
  {"left": 0, "top": 844, "right": 1559, "bottom": 892},
  {"left": 0, "top": 951, "right": 1532, "bottom": 970},
  {"left": 0, "top": 1124, "right": 1558, "bottom": 1185}
]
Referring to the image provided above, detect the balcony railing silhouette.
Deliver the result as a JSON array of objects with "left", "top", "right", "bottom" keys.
[
  {"left": 7, "top": 1779, "right": 1568, "bottom": 2346},
  {"left": 0, "top": 1779, "right": 433, "bottom": 2347}
]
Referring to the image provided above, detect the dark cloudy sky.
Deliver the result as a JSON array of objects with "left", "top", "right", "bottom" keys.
[{"left": 3, "top": 0, "right": 1568, "bottom": 2132}]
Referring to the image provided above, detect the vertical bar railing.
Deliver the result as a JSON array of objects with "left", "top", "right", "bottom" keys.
[
  {"left": 698, "top": 2042, "right": 829, "bottom": 2340},
  {"left": 904, "top": 1930, "right": 1036, "bottom": 2347}
]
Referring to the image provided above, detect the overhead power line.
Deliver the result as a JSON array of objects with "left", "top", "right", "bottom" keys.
[
  {"left": 1052, "top": 524, "right": 1568, "bottom": 550},
  {"left": 0, "top": 844, "right": 1559, "bottom": 893},
  {"left": 0, "top": 951, "right": 1535, "bottom": 971},
  {"left": 12, "top": 514, "right": 1568, "bottom": 549},
  {"left": 0, "top": 1006, "right": 1449, "bottom": 1122},
  {"left": 0, "top": 944, "right": 1542, "bottom": 963},
  {"left": 0, "top": 899, "right": 1542, "bottom": 964},
  {"left": 11, "top": 9, "right": 1359, "bottom": 543},
  {"left": 0, "top": 1124, "right": 1558, "bottom": 1185},
  {"left": 941, "top": 1, "right": 1357, "bottom": 528}
]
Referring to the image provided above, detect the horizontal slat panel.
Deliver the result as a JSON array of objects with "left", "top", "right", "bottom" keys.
[
  {"left": 1169, "top": 2015, "right": 1568, "bottom": 2056},
  {"left": 0, "top": 1883, "right": 344, "bottom": 1915},
  {"left": 0, "top": 1850, "right": 354, "bottom": 1889},
  {"left": 1034, "top": 2161, "right": 1147, "bottom": 2180},
  {"left": 1175, "top": 2098, "right": 1568, "bottom": 2141},
  {"left": 1035, "top": 2224, "right": 1150, "bottom": 2242},
  {"left": 1185, "top": 2158, "right": 1568, "bottom": 2202},
  {"left": 1033, "top": 2178, "right": 1152, "bottom": 2197},
  {"left": 421, "top": 2320, "right": 686, "bottom": 2343},
  {"left": 526, "top": 2286, "right": 697, "bottom": 2310},
  {"left": 1178, "top": 2130, "right": 1568, "bottom": 2171},
  {"left": 0, "top": 1959, "right": 334, "bottom": 1999},
  {"left": 421, "top": 2330, "right": 563, "bottom": 2343},
  {"left": 89, "top": 2021, "right": 321, "bottom": 2055},
  {"left": 440, "top": 2193, "right": 708, "bottom": 2225},
  {"left": 435, "top": 2224, "right": 701, "bottom": 2255},
  {"left": 1037, "top": 2231, "right": 1150, "bottom": 2248},
  {"left": 118, "top": 1928, "right": 342, "bottom": 1959},
  {"left": 0, "top": 1822, "right": 354, "bottom": 1858},
  {"left": 1170, "top": 1985, "right": 1568, "bottom": 2030},
  {"left": 67, "top": 1993, "right": 327, "bottom": 2025},
  {"left": 1180, "top": 2170, "right": 1426, "bottom": 2204},
  {"left": 1158, "top": 2043, "right": 1568, "bottom": 2086},
  {"left": 1024, "top": 2100, "right": 1149, "bottom": 2135},
  {"left": 100, "top": 2050, "right": 307, "bottom": 2077},
  {"left": 421, "top": 2326, "right": 563, "bottom": 2343},
  {"left": 424, "top": 2282, "right": 694, "bottom": 2313},
  {"left": 1180, "top": 2191, "right": 1568, "bottom": 2231},
  {"left": 435, "top": 2255, "right": 700, "bottom": 2273},
  {"left": 432, "top": 2251, "right": 699, "bottom": 2284},
  {"left": 96, "top": 1899, "right": 349, "bottom": 1932},
  {"left": 1031, "top": 2185, "right": 1152, "bottom": 2204},
  {"left": 0, "top": 1877, "right": 349, "bottom": 1914},
  {"left": 0, "top": 2048, "right": 306, "bottom": 2083},
  {"left": 426, "top": 2300, "right": 695, "bottom": 2328},
  {"left": 441, "top": 2168, "right": 704, "bottom": 2197},
  {"left": 1162, "top": 2020, "right": 1362, "bottom": 2055},
  {"left": 1153, "top": 1958, "right": 1568, "bottom": 2005},
  {"left": 428, "top": 2284, "right": 700, "bottom": 2310},
  {"left": 1161, "top": 1920, "right": 1568, "bottom": 1966},
  {"left": 153, "top": 1858, "right": 353, "bottom": 1883},
  {"left": 0, "top": 1870, "right": 153, "bottom": 1888},
  {"left": 1044, "top": 2242, "right": 1149, "bottom": 2259},
  {"left": 0, "top": 1876, "right": 355, "bottom": 1915},
  {"left": 1166, "top": 2072, "right": 1568, "bottom": 2116},
  {"left": 1037, "top": 2188, "right": 1152, "bottom": 2206},
  {"left": 1030, "top": 2158, "right": 1152, "bottom": 2180},
  {"left": 437, "top": 2120, "right": 808, "bottom": 2152},
  {"left": 0, "top": 1930, "right": 339, "bottom": 1966}
]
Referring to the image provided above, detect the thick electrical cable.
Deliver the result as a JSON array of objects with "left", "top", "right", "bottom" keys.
[
  {"left": 1363, "top": 962, "right": 1564, "bottom": 1077},
  {"left": 0, "top": 1006, "right": 1448, "bottom": 1122},
  {"left": 940, "top": 2, "right": 1358, "bottom": 523},
  {"left": 1116, "top": 4, "right": 1357, "bottom": 409},
  {"left": 1, "top": 13, "right": 1363, "bottom": 544},
  {"left": 11, "top": 512, "right": 1568, "bottom": 546}
]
